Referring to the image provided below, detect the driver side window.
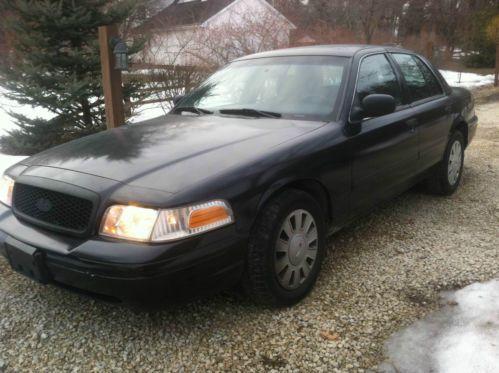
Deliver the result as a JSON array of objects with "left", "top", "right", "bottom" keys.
[{"left": 356, "top": 54, "right": 402, "bottom": 106}]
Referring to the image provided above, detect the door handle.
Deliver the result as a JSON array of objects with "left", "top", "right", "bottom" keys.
[{"left": 406, "top": 118, "right": 418, "bottom": 132}]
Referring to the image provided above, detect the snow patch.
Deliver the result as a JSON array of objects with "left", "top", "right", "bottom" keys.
[
  {"left": 0, "top": 154, "right": 27, "bottom": 175},
  {"left": 440, "top": 70, "right": 495, "bottom": 89},
  {"left": 0, "top": 87, "right": 55, "bottom": 135},
  {"left": 1, "top": 86, "right": 167, "bottom": 131},
  {"left": 128, "top": 102, "right": 168, "bottom": 124},
  {"left": 380, "top": 279, "right": 499, "bottom": 373}
]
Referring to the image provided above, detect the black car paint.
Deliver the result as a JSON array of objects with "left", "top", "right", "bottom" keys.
[{"left": 0, "top": 45, "right": 477, "bottom": 303}]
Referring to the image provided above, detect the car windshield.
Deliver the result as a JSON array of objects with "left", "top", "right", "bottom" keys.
[{"left": 176, "top": 56, "right": 350, "bottom": 121}]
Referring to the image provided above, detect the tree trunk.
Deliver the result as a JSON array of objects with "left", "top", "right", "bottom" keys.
[
  {"left": 425, "top": 40, "right": 434, "bottom": 61},
  {"left": 81, "top": 98, "right": 92, "bottom": 127},
  {"left": 495, "top": 43, "right": 499, "bottom": 87},
  {"left": 364, "top": 24, "right": 374, "bottom": 44}
]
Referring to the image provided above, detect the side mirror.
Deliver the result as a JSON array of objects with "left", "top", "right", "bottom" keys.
[
  {"left": 173, "top": 95, "right": 185, "bottom": 106},
  {"left": 361, "top": 94, "right": 396, "bottom": 118}
]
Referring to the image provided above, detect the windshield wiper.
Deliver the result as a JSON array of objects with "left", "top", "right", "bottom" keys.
[
  {"left": 219, "top": 108, "right": 282, "bottom": 118},
  {"left": 173, "top": 106, "right": 213, "bottom": 115}
]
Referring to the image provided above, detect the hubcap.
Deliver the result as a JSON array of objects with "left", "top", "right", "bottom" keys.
[
  {"left": 274, "top": 209, "right": 318, "bottom": 290},
  {"left": 448, "top": 140, "right": 463, "bottom": 186}
]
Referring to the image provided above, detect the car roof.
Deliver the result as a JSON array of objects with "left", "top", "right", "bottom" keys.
[{"left": 234, "top": 44, "right": 414, "bottom": 61}]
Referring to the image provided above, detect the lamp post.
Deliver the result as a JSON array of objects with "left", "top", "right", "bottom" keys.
[{"left": 98, "top": 25, "right": 126, "bottom": 129}]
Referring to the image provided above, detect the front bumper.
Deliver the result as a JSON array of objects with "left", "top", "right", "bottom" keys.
[{"left": 0, "top": 204, "right": 246, "bottom": 304}]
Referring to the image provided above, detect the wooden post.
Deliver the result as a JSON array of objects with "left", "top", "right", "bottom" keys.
[
  {"left": 98, "top": 24, "right": 125, "bottom": 129},
  {"left": 495, "top": 42, "right": 499, "bottom": 87},
  {"left": 486, "top": 16, "right": 499, "bottom": 87}
]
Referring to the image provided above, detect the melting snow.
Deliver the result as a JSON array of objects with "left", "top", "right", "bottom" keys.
[
  {"left": 379, "top": 279, "right": 499, "bottom": 373},
  {"left": 440, "top": 70, "right": 495, "bottom": 88}
]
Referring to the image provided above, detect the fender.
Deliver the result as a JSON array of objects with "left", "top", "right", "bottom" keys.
[
  {"left": 449, "top": 116, "right": 469, "bottom": 147},
  {"left": 256, "top": 177, "right": 333, "bottom": 224}
]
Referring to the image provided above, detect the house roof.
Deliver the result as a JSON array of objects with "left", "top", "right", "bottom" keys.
[{"left": 143, "top": 0, "right": 237, "bottom": 29}]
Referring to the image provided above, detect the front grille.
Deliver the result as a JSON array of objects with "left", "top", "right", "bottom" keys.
[{"left": 13, "top": 183, "right": 94, "bottom": 233}]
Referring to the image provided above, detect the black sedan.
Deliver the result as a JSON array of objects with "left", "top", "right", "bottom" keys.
[{"left": 0, "top": 45, "right": 477, "bottom": 306}]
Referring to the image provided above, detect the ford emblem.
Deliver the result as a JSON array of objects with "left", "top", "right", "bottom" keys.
[{"left": 35, "top": 198, "right": 52, "bottom": 212}]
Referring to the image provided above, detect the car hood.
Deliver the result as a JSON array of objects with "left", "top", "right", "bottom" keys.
[{"left": 20, "top": 114, "right": 325, "bottom": 194}]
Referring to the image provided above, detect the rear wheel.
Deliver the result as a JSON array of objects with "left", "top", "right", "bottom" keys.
[
  {"left": 425, "top": 131, "right": 465, "bottom": 195},
  {"left": 243, "top": 189, "right": 326, "bottom": 307}
]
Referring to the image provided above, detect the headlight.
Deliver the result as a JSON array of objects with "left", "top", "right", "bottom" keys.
[
  {"left": 100, "top": 200, "right": 234, "bottom": 242},
  {"left": 100, "top": 205, "right": 160, "bottom": 241},
  {"left": 0, "top": 175, "right": 15, "bottom": 207}
]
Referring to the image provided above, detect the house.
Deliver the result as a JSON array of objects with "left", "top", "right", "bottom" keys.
[{"left": 137, "top": 0, "right": 296, "bottom": 67}]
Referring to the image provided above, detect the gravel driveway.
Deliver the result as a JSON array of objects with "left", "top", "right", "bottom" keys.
[{"left": 1, "top": 98, "right": 498, "bottom": 373}]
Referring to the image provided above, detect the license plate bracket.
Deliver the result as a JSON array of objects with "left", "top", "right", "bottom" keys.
[{"left": 5, "top": 237, "right": 50, "bottom": 283}]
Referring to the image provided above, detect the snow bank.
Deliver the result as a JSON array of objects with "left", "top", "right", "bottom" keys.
[
  {"left": 1, "top": 86, "right": 167, "bottom": 132},
  {"left": 380, "top": 279, "right": 499, "bottom": 373},
  {"left": 0, "top": 89, "right": 32, "bottom": 173},
  {"left": 0, "top": 87, "right": 54, "bottom": 135},
  {"left": 440, "top": 70, "right": 495, "bottom": 89},
  {"left": 0, "top": 154, "right": 27, "bottom": 176},
  {"left": 128, "top": 102, "right": 168, "bottom": 124}
]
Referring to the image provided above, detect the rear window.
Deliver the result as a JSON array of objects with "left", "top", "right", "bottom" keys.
[{"left": 392, "top": 53, "right": 443, "bottom": 102}]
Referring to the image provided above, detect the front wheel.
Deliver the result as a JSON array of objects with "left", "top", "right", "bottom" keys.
[
  {"left": 243, "top": 189, "right": 326, "bottom": 307},
  {"left": 425, "top": 131, "right": 465, "bottom": 195}
]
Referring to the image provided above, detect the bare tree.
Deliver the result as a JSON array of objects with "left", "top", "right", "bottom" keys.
[
  {"left": 131, "top": 4, "right": 294, "bottom": 113},
  {"left": 486, "top": 14, "right": 499, "bottom": 85},
  {"left": 130, "top": 15, "right": 210, "bottom": 114},
  {"left": 299, "top": 0, "right": 404, "bottom": 44},
  {"left": 427, "top": 0, "right": 465, "bottom": 57},
  {"left": 187, "top": 7, "right": 294, "bottom": 68},
  {"left": 348, "top": 0, "right": 403, "bottom": 44}
]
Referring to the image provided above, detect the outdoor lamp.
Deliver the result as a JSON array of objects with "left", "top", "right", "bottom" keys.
[{"left": 110, "top": 37, "right": 128, "bottom": 71}]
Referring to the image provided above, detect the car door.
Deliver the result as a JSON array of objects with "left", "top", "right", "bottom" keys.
[
  {"left": 348, "top": 53, "right": 419, "bottom": 214},
  {"left": 390, "top": 53, "right": 453, "bottom": 172}
]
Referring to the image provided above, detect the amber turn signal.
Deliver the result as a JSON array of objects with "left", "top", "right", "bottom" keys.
[
  {"left": 151, "top": 200, "right": 234, "bottom": 242},
  {"left": 189, "top": 206, "right": 230, "bottom": 229}
]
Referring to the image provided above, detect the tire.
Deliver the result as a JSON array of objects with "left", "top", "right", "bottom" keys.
[
  {"left": 425, "top": 130, "right": 465, "bottom": 196},
  {"left": 243, "top": 189, "right": 326, "bottom": 307}
]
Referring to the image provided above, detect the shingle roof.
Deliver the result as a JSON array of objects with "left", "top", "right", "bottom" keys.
[{"left": 143, "top": 0, "right": 237, "bottom": 29}]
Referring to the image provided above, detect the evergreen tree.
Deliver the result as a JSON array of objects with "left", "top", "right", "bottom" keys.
[
  {"left": 463, "top": 2, "right": 499, "bottom": 68},
  {"left": 0, "top": 0, "right": 143, "bottom": 155}
]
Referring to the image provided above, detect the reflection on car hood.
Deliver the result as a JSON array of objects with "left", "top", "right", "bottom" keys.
[{"left": 21, "top": 114, "right": 325, "bottom": 193}]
